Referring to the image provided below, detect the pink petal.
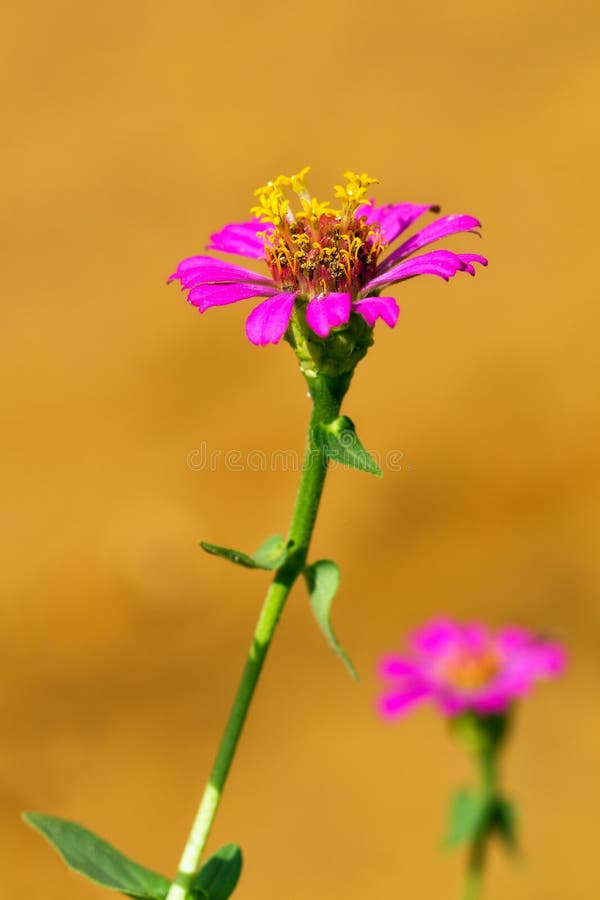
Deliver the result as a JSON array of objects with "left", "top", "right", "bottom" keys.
[
  {"left": 378, "top": 684, "right": 431, "bottom": 718},
  {"left": 459, "top": 253, "right": 489, "bottom": 269},
  {"left": 357, "top": 201, "right": 435, "bottom": 244},
  {"left": 496, "top": 627, "right": 533, "bottom": 652},
  {"left": 460, "top": 622, "right": 491, "bottom": 652},
  {"left": 435, "top": 692, "right": 470, "bottom": 716},
  {"left": 378, "top": 655, "right": 419, "bottom": 679},
  {"left": 169, "top": 255, "right": 273, "bottom": 289},
  {"left": 381, "top": 215, "right": 482, "bottom": 270},
  {"left": 497, "top": 628, "right": 566, "bottom": 680},
  {"left": 470, "top": 677, "right": 526, "bottom": 713},
  {"left": 352, "top": 296, "right": 399, "bottom": 328},
  {"left": 245, "top": 292, "right": 297, "bottom": 345},
  {"left": 207, "top": 219, "right": 273, "bottom": 259},
  {"left": 410, "top": 618, "right": 462, "bottom": 656},
  {"left": 515, "top": 642, "right": 567, "bottom": 679},
  {"left": 471, "top": 693, "right": 513, "bottom": 714},
  {"left": 187, "top": 281, "right": 275, "bottom": 312},
  {"left": 365, "top": 250, "right": 488, "bottom": 292},
  {"left": 532, "top": 643, "right": 567, "bottom": 676},
  {"left": 305, "top": 292, "right": 351, "bottom": 338}
]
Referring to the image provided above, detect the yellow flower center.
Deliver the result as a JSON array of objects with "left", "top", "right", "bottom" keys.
[
  {"left": 250, "top": 168, "right": 385, "bottom": 297},
  {"left": 440, "top": 647, "right": 502, "bottom": 691}
]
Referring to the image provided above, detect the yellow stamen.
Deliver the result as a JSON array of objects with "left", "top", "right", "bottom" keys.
[
  {"left": 251, "top": 167, "right": 339, "bottom": 224},
  {"left": 296, "top": 196, "right": 337, "bottom": 221},
  {"left": 250, "top": 168, "right": 385, "bottom": 296},
  {"left": 333, "top": 170, "right": 379, "bottom": 216},
  {"left": 251, "top": 175, "right": 291, "bottom": 225},
  {"left": 289, "top": 166, "right": 312, "bottom": 201}
]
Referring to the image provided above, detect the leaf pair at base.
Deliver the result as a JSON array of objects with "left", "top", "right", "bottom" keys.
[
  {"left": 23, "top": 813, "right": 241, "bottom": 900},
  {"left": 443, "top": 789, "right": 518, "bottom": 852},
  {"left": 200, "top": 534, "right": 288, "bottom": 570},
  {"left": 200, "top": 542, "right": 357, "bottom": 680}
]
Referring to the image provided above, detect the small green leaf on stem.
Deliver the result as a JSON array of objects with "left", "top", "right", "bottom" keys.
[
  {"left": 303, "top": 560, "right": 358, "bottom": 680},
  {"left": 443, "top": 790, "right": 490, "bottom": 848},
  {"left": 313, "top": 416, "right": 382, "bottom": 477},
  {"left": 22, "top": 812, "right": 170, "bottom": 899},
  {"left": 191, "top": 844, "right": 242, "bottom": 900},
  {"left": 200, "top": 534, "right": 287, "bottom": 570},
  {"left": 250, "top": 534, "right": 289, "bottom": 569}
]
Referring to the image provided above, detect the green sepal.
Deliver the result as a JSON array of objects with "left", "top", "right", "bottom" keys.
[
  {"left": 313, "top": 416, "right": 382, "bottom": 477},
  {"left": 191, "top": 844, "right": 242, "bottom": 900},
  {"left": 200, "top": 534, "right": 287, "bottom": 570},
  {"left": 303, "top": 559, "right": 358, "bottom": 680},
  {"left": 443, "top": 789, "right": 490, "bottom": 848},
  {"left": 22, "top": 812, "right": 170, "bottom": 899},
  {"left": 450, "top": 711, "right": 511, "bottom": 757}
]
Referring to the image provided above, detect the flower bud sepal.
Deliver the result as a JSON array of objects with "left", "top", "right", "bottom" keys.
[
  {"left": 286, "top": 302, "right": 374, "bottom": 380},
  {"left": 450, "top": 709, "right": 511, "bottom": 762}
]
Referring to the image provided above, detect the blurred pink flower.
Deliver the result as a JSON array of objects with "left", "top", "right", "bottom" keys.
[
  {"left": 169, "top": 169, "right": 487, "bottom": 346},
  {"left": 378, "top": 619, "right": 566, "bottom": 718}
]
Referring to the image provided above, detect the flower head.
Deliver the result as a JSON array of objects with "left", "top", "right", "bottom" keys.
[
  {"left": 378, "top": 618, "right": 565, "bottom": 719},
  {"left": 169, "top": 168, "right": 487, "bottom": 375}
]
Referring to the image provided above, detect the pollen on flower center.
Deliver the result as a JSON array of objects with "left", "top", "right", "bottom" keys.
[
  {"left": 250, "top": 167, "right": 386, "bottom": 297},
  {"left": 439, "top": 647, "right": 503, "bottom": 691}
]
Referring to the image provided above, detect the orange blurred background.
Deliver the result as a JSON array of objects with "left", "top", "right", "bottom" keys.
[{"left": 2, "top": 1, "right": 599, "bottom": 897}]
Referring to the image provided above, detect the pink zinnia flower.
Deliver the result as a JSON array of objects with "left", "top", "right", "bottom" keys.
[
  {"left": 169, "top": 168, "right": 487, "bottom": 346},
  {"left": 378, "top": 618, "right": 566, "bottom": 718}
]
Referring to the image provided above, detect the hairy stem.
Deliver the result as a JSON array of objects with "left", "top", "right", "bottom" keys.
[{"left": 165, "top": 372, "right": 350, "bottom": 900}]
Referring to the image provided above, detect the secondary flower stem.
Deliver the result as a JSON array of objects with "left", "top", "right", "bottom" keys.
[
  {"left": 461, "top": 750, "right": 497, "bottom": 900},
  {"left": 462, "top": 838, "right": 485, "bottom": 900},
  {"left": 165, "top": 372, "right": 350, "bottom": 900}
]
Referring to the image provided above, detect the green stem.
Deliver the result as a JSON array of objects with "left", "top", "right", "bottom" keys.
[
  {"left": 461, "top": 750, "right": 497, "bottom": 900},
  {"left": 462, "top": 837, "right": 485, "bottom": 900},
  {"left": 165, "top": 372, "right": 350, "bottom": 900}
]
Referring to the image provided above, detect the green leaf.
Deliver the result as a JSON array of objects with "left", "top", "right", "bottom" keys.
[
  {"left": 303, "top": 560, "right": 358, "bottom": 680},
  {"left": 200, "top": 534, "right": 287, "bottom": 570},
  {"left": 491, "top": 797, "right": 518, "bottom": 852},
  {"left": 23, "top": 812, "right": 170, "bottom": 899},
  {"left": 250, "top": 534, "right": 288, "bottom": 569},
  {"left": 443, "top": 790, "right": 490, "bottom": 848},
  {"left": 313, "top": 416, "right": 382, "bottom": 477},
  {"left": 191, "top": 844, "right": 242, "bottom": 900}
]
